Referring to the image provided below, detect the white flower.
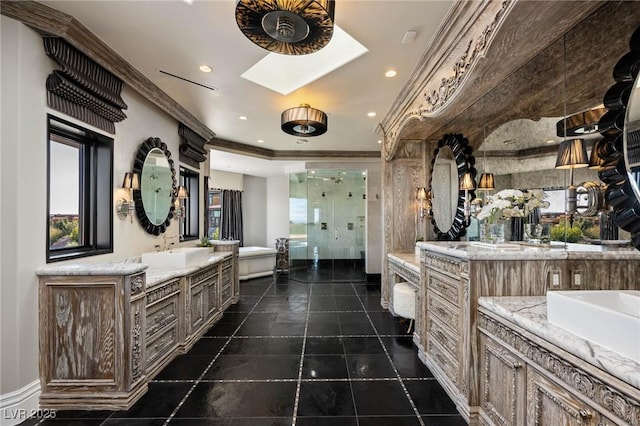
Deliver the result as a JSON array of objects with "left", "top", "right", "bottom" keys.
[{"left": 475, "top": 188, "right": 548, "bottom": 221}]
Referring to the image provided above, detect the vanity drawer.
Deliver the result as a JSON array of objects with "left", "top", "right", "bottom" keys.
[
  {"left": 189, "top": 264, "right": 218, "bottom": 286},
  {"left": 222, "top": 257, "right": 233, "bottom": 269},
  {"left": 427, "top": 291, "right": 460, "bottom": 336},
  {"left": 220, "top": 282, "right": 232, "bottom": 305},
  {"left": 146, "top": 293, "right": 179, "bottom": 339},
  {"left": 427, "top": 316, "right": 458, "bottom": 359},
  {"left": 427, "top": 335, "right": 459, "bottom": 387},
  {"left": 428, "top": 270, "right": 460, "bottom": 307},
  {"left": 146, "top": 278, "right": 180, "bottom": 306},
  {"left": 146, "top": 322, "right": 178, "bottom": 368}
]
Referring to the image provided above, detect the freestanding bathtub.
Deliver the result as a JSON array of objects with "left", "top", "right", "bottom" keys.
[{"left": 238, "top": 246, "right": 277, "bottom": 281}]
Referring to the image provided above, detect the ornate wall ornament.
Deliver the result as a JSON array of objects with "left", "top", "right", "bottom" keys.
[
  {"left": 131, "top": 309, "right": 142, "bottom": 382},
  {"left": 421, "top": 1, "right": 511, "bottom": 117},
  {"left": 381, "top": 0, "right": 514, "bottom": 162}
]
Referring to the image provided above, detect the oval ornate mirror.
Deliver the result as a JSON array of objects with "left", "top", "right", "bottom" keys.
[
  {"left": 429, "top": 133, "right": 476, "bottom": 240},
  {"left": 132, "top": 137, "right": 177, "bottom": 235}
]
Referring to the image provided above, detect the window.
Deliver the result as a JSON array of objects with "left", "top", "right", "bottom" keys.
[
  {"left": 179, "top": 167, "right": 199, "bottom": 241},
  {"left": 207, "top": 190, "right": 222, "bottom": 239},
  {"left": 47, "top": 115, "right": 113, "bottom": 262}
]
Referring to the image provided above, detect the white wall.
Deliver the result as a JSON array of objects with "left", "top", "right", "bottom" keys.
[
  {"left": 243, "top": 175, "right": 267, "bottom": 247},
  {"left": 0, "top": 17, "right": 203, "bottom": 421},
  {"left": 210, "top": 169, "right": 243, "bottom": 191},
  {"left": 266, "top": 175, "right": 291, "bottom": 248}
]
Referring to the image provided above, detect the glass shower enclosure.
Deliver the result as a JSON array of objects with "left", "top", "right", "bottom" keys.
[{"left": 289, "top": 170, "right": 367, "bottom": 282}]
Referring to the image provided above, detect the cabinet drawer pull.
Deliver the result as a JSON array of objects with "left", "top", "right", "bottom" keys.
[{"left": 578, "top": 409, "right": 593, "bottom": 419}]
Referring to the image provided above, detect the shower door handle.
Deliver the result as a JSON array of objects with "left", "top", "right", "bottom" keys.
[{"left": 335, "top": 228, "right": 339, "bottom": 240}]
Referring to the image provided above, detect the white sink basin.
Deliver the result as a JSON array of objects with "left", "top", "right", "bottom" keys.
[
  {"left": 141, "top": 247, "right": 211, "bottom": 270},
  {"left": 547, "top": 290, "right": 640, "bottom": 363}
]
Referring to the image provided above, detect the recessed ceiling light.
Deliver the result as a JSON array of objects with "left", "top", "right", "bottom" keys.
[
  {"left": 367, "top": 112, "right": 376, "bottom": 117},
  {"left": 199, "top": 65, "right": 212, "bottom": 73},
  {"left": 377, "top": 140, "right": 382, "bottom": 144},
  {"left": 257, "top": 139, "right": 264, "bottom": 143},
  {"left": 385, "top": 70, "right": 397, "bottom": 78},
  {"left": 296, "top": 138, "right": 308, "bottom": 145},
  {"left": 239, "top": 115, "right": 248, "bottom": 120},
  {"left": 546, "top": 139, "right": 557, "bottom": 144}
]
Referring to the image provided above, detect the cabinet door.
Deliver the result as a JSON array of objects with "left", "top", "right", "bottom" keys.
[
  {"left": 479, "top": 334, "right": 526, "bottom": 426},
  {"left": 206, "top": 273, "right": 219, "bottom": 319},
  {"left": 189, "top": 282, "right": 206, "bottom": 335},
  {"left": 526, "top": 368, "right": 600, "bottom": 426}
]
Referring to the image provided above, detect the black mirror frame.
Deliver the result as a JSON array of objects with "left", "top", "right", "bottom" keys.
[
  {"left": 429, "top": 133, "right": 477, "bottom": 240},
  {"left": 132, "top": 137, "right": 177, "bottom": 235},
  {"left": 599, "top": 25, "right": 640, "bottom": 250}
]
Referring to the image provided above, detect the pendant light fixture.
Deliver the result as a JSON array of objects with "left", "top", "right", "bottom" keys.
[
  {"left": 235, "top": 0, "right": 335, "bottom": 55},
  {"left": 281, "top": 104, "right": 328, "bottom": 136},
  {"left": 478, "top": 123, "right": 495, "bottom": 190}
]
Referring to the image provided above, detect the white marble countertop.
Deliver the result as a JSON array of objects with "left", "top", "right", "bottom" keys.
[
  {"left": 417, "top": 241, "right": 640, "bottom": 260},
  {"left": 36, "top": 252, "right": 230, "bottom": 285},
  {"left": 478, "top": 296, "right": 640, "bottom": 390},
  {"left": 145, "top": 253, "right": 228, "bottom": 286},
  {"left": 387, "top": 252, "right": 420, "bottom": 272},
  {"left": 37, "top": 262, "right": 148, "bottom": 276}
]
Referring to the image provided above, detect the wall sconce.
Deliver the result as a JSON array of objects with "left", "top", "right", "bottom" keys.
[
  {"left": 174, "top": 185, "right": 189, "bottom": 240},
  {"left": 478, "top": 173, "right": 495, "bottom": 191},
  {"left": 417, "top": 187, "right": 432, "bottom": 220},
  {"left": 460, "top": 172, "right": 475, "bottom": 224},
  {"left": 116, "top": 172, "right": 139, "bottom": 223},
  {"left": 555, "top": 138, "right": 589, "bottom": 225}
]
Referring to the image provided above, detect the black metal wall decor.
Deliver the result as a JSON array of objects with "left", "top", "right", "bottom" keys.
[
  {"left": 43, "top": 37, "right": 127, "bottom": 134},
  {"left": 429, "top": 133, "right": 477, "bottom": 241},
  {"left": 598, "top": 25, "right": 640, "bottom": 250},
  {"left": 178, "top": 122, "right": 208, "bottom": 168},
  {"left": 132, "top": 137, "right": 177, "bottom": 236}
]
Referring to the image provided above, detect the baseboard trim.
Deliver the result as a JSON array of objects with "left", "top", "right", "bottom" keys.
[{"left": 1, "top": 380, "right": 41, "bottom": 426}]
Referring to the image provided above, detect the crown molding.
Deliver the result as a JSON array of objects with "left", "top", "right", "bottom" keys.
[{"left": 1, "top": 0, "right": 216, "bottom": 142}]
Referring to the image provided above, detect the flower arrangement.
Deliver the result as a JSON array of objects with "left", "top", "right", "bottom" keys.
[{"left": 476, "top": 189, "right": 549, "bottom": 223}]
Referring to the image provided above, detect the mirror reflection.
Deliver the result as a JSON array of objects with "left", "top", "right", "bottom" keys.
[
  {"left": 625, "top": 75, "right": 640, "bottom": 202},
  {"left": 141, "top": 148, "right": 173, "bottom": 226},
  {"left": 431, "top": 146, "right": 458, "bottom": 232},
  {"left": 132, "top": 137, "right": 177, "bottom": 235}
]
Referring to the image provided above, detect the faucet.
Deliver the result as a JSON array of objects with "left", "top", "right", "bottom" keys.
[{"left": 157, "top": 234, "right": 178, "bottom": 251}]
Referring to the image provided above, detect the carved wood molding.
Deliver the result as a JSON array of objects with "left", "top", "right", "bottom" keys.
[
  {"left": 479, "top": 313, "right": 640, "bottom": 424},
  {"left": 381, "top": 0, "right": 514, "bottom": 161},
  {"left": 424, "top": 253, "right": 469, "bottom": 277},
  {"left": 380, "top": 0, "right": 604, "bottom": 162},
  {"left": 388, "top": 262, "right": 420, "bottom": 286}
]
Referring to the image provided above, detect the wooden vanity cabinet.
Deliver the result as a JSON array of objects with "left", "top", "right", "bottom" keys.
[
  {"left": 38, "top": 251, "right": 239, "bottom": 410},
  {"left": 420, "top": 246, "right": 640, "bottom": 425},
  {"left": 38, "top": 272, "right": 148, "bottom": 410},
  {"left": 478, "top": 309, "right": 640, "bottom": 426},
  {"left": 145, "top": 277, "right": 181, "bottom": 377},
  {"left": 183, "top": 263, "right": 222, "bottom": 351}
]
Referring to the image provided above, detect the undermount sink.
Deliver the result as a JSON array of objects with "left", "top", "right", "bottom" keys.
[
  {"left": 547, "top": 290, "right": 640, "bottom": 363},
  {"left": 141, "top": 247, "right": 211, "bottom": 270}
]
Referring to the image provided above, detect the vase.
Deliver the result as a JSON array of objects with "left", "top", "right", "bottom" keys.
[
  {"left": 480, "top": 220, "right": 505, "bottom": 244},
  {"left": 524, "top": 222, "right": 551, "bottom": 244},
  {"left": 510, "top": 217, "right": 524, "bottom": 241}
]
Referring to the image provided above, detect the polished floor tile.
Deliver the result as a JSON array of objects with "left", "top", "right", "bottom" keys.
[{"left": 20, "top": 270, "right": 466, "bottom": 426}]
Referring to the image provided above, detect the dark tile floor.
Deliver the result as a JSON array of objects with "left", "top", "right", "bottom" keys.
[{"left": 21, "top": 270, "right": 466, "bottom": 426}]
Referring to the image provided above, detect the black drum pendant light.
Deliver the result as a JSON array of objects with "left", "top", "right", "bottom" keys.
[
  {"left": 235, "top": 0, "right": 336, "bottom": 55},
  {"left": 282, "top": 104, "right": 327, "bottom": 136}
]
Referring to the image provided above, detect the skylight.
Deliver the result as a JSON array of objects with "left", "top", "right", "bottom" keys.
[{"left": 241, "top": 25, "right": 368, "bottom": 95}]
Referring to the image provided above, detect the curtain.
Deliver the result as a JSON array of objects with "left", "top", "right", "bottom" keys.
[{"left": 221, "top": 189, "right": 243, "bottom": 246}]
